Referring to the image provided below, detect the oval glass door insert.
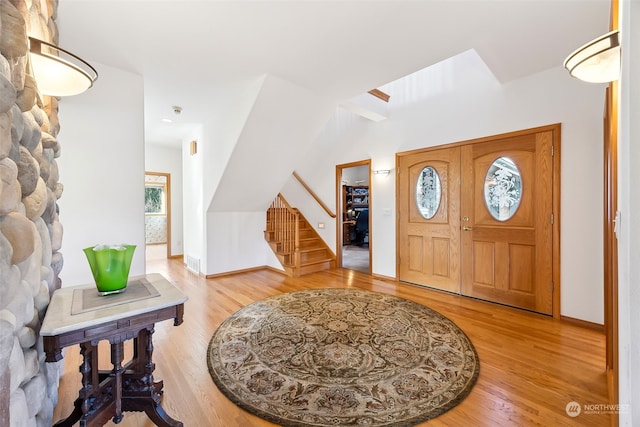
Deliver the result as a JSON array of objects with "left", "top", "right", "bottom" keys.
[
  {"left": 416, "top": 166, "right": 442, "bottom": 219},
  {"left": 484, "top": 157, "right": 522, "bottom": 221}
]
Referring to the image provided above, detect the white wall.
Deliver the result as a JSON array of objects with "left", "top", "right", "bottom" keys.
[
  {"left": 617, "top": 0, "right": 639, "bottom": 423},
  {"left": 182, "top": 126, "right": 204, "bottom": 270},
  {"left": 202, "top": 79, "right": 263, "bottom": 211},
  {"left": 208, "top": 75, "right": 334, "bottom": 212},
  {"left": 370, "top": 156, "right": 396, "bottom": 277},
  {"left": 57, "top": 62, "right": 145, "bottom": 287},
  {"left": 206, "top": 212, "right": 275, "bottom": 274},
  {"left": 145, "top": 145, "right": 184, "bottom": 256},
  {"left": 293, "top": 53, "right": 605, "bottom": 324},
  {"left": 280, "top": 176, "right": 338, "bottom": 253},
  {"left": 200, "top": 75, "right": 335, "bottom": 275},
  {"left": 185, "top": 80, "right": 262, "bottom": 274}
]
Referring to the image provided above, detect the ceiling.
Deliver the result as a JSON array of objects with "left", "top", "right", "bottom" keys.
[{"left": 57, "top": 0, "right": 610, "bottom": 148}]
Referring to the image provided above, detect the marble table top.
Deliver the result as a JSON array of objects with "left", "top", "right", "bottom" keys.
[{"left": 41, "top": 273, "right": 188, "bottom": 336}]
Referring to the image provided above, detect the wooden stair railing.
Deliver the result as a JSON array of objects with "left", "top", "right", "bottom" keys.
[
  {"left": 265, "top": 193, "right": 335, "bottom": 277},
  {"left": 266, "top": 194, "right": 300, "bottom": 268},
  {"left": 292, "top": 171, "right": 336, "bottom": 218}
]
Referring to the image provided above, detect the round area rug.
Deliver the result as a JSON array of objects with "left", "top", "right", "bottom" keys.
[{"left": 207, "top": 289, "right": 479, "bottom": 426}]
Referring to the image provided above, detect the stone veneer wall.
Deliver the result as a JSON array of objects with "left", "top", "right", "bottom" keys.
[{"left": 1, "top": 0, "right": 65, "bottom": 426}]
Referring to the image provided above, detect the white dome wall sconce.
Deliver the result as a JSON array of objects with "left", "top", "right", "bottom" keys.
[
  {"left": 28, "top": 37, "right": 98, "bottom": 96},
  {"left": 564, "top": 30, "right": 620, "bottom": 83}
]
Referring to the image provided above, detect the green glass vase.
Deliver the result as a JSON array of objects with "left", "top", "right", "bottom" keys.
[{"left": 83, "top": 244, "right": 136, "bottom": 295}]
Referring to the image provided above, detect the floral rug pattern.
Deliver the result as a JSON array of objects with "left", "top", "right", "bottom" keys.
[{"left": 207, "top": 289, "right": 479, "bottom": 426}]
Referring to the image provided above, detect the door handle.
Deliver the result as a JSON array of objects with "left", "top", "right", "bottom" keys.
[{"left": 463, "top": 226, "right": 473, "bottom": 231}]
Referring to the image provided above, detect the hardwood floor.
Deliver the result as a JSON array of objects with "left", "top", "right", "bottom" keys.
[
  {"left": 52, "top": 256, "right": 610, "bottom": 426},
  {"left": 341, "top": 244, "right": 370, "bottom": 273}
]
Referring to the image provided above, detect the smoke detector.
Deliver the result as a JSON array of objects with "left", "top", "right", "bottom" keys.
[{"left": 172, "top": 105, "right": 182, "bottom": 115}]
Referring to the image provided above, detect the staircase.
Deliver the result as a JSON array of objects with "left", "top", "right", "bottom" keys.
[{"left": 265, "top": 194, "right": 336, "bottom": 276}]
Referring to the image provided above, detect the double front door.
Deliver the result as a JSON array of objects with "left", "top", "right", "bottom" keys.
[{"left": 398, "top": 127, "right": 557, "bottom": 315}]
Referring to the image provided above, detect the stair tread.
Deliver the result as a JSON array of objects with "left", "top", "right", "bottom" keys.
[
  {"left": 299, "top": 258, "right": 334, "bottom": 266},
  {"left": 299, "top": 246, "right": 326, "bottom": 252},
  {"left": 265, "top": 201, "right": 335, "bottom": 277}
]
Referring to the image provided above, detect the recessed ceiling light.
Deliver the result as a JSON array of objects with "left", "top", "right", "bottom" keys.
[{"left": 162, "top": 118, "right": 173, "bottom": 123}]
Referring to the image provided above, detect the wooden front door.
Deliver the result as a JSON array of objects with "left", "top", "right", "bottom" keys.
[
  {"left": 460, "top": 131, "right": 554, "bottom": 314},
  {"left": 397, "top": 126, "right": 557, "bottom": 315},
  {"left": 398, "top": 147, "right": 461, "bottom": 293}
]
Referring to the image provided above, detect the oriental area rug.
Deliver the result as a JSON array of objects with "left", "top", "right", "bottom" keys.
[{"left": 207, "top": 289, "right": 479, "bottom": 426}]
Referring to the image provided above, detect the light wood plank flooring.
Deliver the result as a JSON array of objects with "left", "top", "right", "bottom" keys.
[{"left": 53, "top": 256, "right": 610, "bottom": 426}]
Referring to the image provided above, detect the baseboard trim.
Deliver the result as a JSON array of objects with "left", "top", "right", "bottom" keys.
[
  {"left": 607, "top": 368, "right": 619, "bottom": 427},
  {"left": 560, "top": 315, "right": 605, "bottom": 332},
  {"left": 205, "top": 265, "right": 284, "bottom": 279},
  {"left": 372, "top": 272, "right": 397, "bottom": 282},
  {"left": 264, "top": 265, "right": 287, "bottom": 276},
  {"left": 169, "top": 254, "right": 183, "bottom": 260}
]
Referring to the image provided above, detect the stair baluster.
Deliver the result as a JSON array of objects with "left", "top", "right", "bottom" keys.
[{"left": 265, "top": 194, "right": 335, "bottom": 276}]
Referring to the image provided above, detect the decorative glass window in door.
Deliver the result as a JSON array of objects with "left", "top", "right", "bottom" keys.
[
  {"left": 484, "top": 157, "right": 522, "bottom": 221},
  {"left": 416, "top": 166, "right": 442, "bottom": 219}
]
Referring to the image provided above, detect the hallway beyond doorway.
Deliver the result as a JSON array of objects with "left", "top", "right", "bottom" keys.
[
  {"left": 146, "top": 243, "right": 167, "bottom": 261},
  {"left": 342, "top": 245, "right": 369, "bottom": 273}
]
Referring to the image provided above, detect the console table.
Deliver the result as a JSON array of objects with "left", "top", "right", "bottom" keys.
[{"left": 41, "top": 273, "right": 188, "bottom": 426}]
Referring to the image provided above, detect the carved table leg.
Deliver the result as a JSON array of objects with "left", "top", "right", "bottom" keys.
[
  {"left": 80, "top": 342, "right": 96, "bottom": 418},
  {"left": 53, "top": 342, "right": 97, "bottom": 427},
  {"left": 142, "top": 326, "right": 156, "bottom": 388},
  {"left": 122, "top": 327, "right": 183, "bottom": 427},
  {"left": 110, "top": 341, "right": 125, "bottom": 423}
]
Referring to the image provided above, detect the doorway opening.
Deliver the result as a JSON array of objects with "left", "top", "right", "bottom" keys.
[
  {"left": 336, "top": 161, "right": 371, "bottom": 274},
  {"left": 144, "top": 172, "right": 171, "bottom": 260}
]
